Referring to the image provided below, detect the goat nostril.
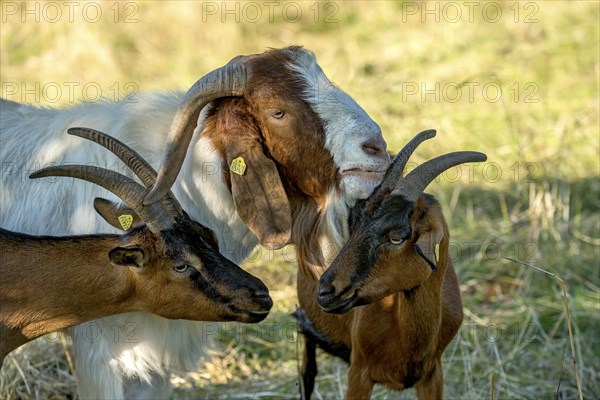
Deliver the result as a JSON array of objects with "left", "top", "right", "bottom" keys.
[
  {"left": 253, "top": 289, "right": 270, "bottom": 300},
  {"left": 361, "top": 136, "right": 386, "bottom": 156},
  {"left": 317, "top": 283, "right": 335, "bottom": 300},
  {"left": 252, "top": 290, "right": 273, "bottom": 310}
]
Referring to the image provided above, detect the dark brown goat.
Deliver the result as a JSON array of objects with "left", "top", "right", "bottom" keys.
[
  {"left": 295, "top": 130, "right": 487, "bottom": 399},
  {"left": 0, "top": 128, "right": 272, "bottom": 366}
]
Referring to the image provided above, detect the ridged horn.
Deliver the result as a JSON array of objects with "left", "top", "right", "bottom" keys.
[
  {"left": 362, "top": 129, "right": 436, "bottom": 212},
  {"left": 144, "top": 57, "right": 248, "bottom": 204},
  {"left": 67, "top": 127, "right": 158, "bottom": 188},
  {"left": 392, "top": 151, "right": 488, "bottom": 202},
  {"left": 378, "top": 129, "right": 436, "bottom": 194},
  {"left": 67, "top": 127, "right": 183, "bottom": 216},
  {"left": 29, "top": 165, "right": 175, "bottom": 232}
]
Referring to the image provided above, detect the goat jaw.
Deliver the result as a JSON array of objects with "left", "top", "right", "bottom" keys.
[{"left": 340, "top": 168, "right": 386, "bottom": 203}]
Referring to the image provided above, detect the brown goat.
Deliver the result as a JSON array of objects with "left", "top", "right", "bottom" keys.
[
  {"left": 294, "top": 130, "right": 487, "bottom": 399},
  {"left": 0, "top": 128, "right": 272, "bottom": 366}
]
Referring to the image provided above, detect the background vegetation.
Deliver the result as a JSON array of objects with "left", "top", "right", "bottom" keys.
[{"left": 1, "top": 1, "right": 598, "bottom": 398}]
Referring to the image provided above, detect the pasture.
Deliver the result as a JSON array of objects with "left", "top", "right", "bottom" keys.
[{"left": 0, "top": 1, "right": 598, "bottom": 398}]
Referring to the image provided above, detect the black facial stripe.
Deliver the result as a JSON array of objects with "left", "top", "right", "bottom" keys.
[
  {"left": 346, "top": 234, "right": 381, "bottom": 287},
  {"left": 374, "top": 199, "right": 414, "bottom": 231},
  {"left": 159, "top": 217, "right": 239, "bottom": 304},
  {"left": 189, "top": 268, "right": 231, "bottom": 304}
]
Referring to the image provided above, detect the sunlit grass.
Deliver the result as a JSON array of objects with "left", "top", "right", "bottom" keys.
[{"left": 1, "top": 1, "right": 598, "bottom": 399}]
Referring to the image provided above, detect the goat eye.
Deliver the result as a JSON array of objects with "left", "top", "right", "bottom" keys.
[
  {"left": 272, "top": 109, "right": 285, "bottom": 119},
  {"left": 173, "top": 264, "right": 191, "bottom": 274},
  {"left": 389, "top": 237, "right": 404, "bottom": 245}
]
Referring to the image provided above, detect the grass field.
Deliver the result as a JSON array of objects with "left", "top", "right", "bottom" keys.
[{"left": 1, "top": 1, "right": 598, "bottom": 399}]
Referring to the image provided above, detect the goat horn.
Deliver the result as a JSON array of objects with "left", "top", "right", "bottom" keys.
[
  {"left": 361, "top": 129, "right": 436, "bottom": 212},
  {"left": 379, "top": 129, "right": 437, "bottom": 193},
  {"left": 67, "top": 127, "right": 183, "bottom": 216},
  {"left": 29, "top": 165, "right": 176, "bottom": 232},
  {"left": 144, "top": 58, "right": 248, "bottom": 204},
  {"left": 68, "top": 127, "right": 158, "bottom": 188},
  {"left": 392, "top": 151, "right": 488, "bottom": 202}
]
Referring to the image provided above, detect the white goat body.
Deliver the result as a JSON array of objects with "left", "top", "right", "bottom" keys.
[{"left": 1, "top": 95, "right": 244, "bottom": 398}]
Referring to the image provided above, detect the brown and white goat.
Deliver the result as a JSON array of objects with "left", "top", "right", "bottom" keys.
[
  {"left": 294, "top": 130, "right": 487, "bottom": 399},
  {"left": 0, "top": 128, "right": 272, "bottom": 366}
]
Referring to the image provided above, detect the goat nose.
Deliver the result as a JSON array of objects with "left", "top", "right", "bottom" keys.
[
  {"left": 361, "top": 135, "right": 387, "bottom": 157},
  {"left": 317, "top": 281, "right": 336, "bottom": 303},
  {"left": 252, "top": 289, "right": 273, "bottom": 308}
]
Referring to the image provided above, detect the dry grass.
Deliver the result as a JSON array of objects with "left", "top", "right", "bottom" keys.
[{"left": 1, "top": 1, "right": 598, "bottom": 399}]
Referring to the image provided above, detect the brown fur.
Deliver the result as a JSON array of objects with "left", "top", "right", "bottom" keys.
[
  {"left": 297, "top": 196, "right": 464, "bottom": 399},
  {"left": 200, "top": 47, "right": 339, "bottom": 250},
  {"left": 0, "top": 211, "right": 272, "bottom": 366}
]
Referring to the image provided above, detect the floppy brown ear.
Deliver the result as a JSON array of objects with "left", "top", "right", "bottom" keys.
[
  {"left": 93, "top": 197, "right": 143, "bottom": 232},
  {"left": 209, "top": 98, "right": 291, "bottom": 250},
  {"left": 226, "top": 139, "right": 292, "bottom": 249}
]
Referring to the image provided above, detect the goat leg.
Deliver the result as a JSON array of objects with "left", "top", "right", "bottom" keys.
[
  {"left": 346, "top": 363, "right": 374, "bottom": 400},
  {"left": 299, "top": 335, "right": 318, "bottom": 400}
]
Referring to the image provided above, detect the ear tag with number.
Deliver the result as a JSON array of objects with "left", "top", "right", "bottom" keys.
[
  {"left": 434, "top": 242, "right": 440, "bottom": 262},
  {"left": 118, "top": 214, "right": 134, "bottom": 230},
  {"left": 230, "top": 157, "right": 247, "bottom": 176}
]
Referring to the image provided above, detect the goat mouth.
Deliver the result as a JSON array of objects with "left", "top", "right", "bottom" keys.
[
  {"left": 228, "top": 305, "right": 271, "bottom": 322},
  {"left": 341, "top": 168, "right": 386, "bottom": 180},
  {"left": 319, "top": 291, "right": 359, "bottom": 314},
  {"left": 245, "top": 311, "right": 270, "bottom": 322}
]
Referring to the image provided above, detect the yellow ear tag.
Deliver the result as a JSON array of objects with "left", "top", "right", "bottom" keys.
[
  {"left": 434, "top": 243, "right": 440, "bottom": 262},
  {"left": 118, "top": 214, "right": 134, "bottom": 230},
  {"left": 230, "top": 156, "right": 247, "bottom": 176}
]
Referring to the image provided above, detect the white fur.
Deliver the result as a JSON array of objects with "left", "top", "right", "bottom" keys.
[
  {"left": 288, "top": 50, "right": 389, "bottom": 204},
  {"left": 0, "top": 49, "right": 387, "bottom": 398},
  {"left": 1, "top": 94, "right": 251, "bottom": 398},
  {"left": 288, "top": 50, "right": 389, "bottom": 281}
]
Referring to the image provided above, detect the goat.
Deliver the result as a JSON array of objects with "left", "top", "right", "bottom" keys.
[
  {"left": 0, "top": 127, "right": 273, "bottom": 367},
  {"left": 0, "top": 46, "right": 389, "bottom": 398},
  {"left": 294, "top": 130, "right": 487, "bottom": 399}
]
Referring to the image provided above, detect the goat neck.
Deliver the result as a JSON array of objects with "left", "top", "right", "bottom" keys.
[{"left": 0, "top": 231, "right": 134, "bottom": 358}]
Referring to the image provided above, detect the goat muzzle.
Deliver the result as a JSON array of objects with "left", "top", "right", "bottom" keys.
[
  {"left": 228, "top": 289, "right": 273, "bottom": 323},
  {"left": 317, "top": 281, "right": 359, "bottom": 314}
]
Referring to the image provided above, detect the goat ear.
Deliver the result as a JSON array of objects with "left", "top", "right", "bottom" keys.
[
  {"left": 109, "top": 246, "right": 145, "bottom": 268},
  {"left": 415, "top": 230, "right": 443, "bottom": 271},
  {"left": 227, "top": 141, "right": 292, "bottom": 249},
  {"left": 94, "top": 197, "right": 143, "bottom": 231},
  {"left": 414, "top": 204, "right": 446, "bottom": 271}
]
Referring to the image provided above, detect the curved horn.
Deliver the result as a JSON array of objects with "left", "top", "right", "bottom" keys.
[
  {"left": 378, "top": 129, "right": 437, "bottom": 194},
  {"left": 29, "top": 165, "right": 175, "bottom": 232},
  {"left": 67, "top": 127, "right": 158, "bottom": 188},
  {"left": 392, "top": 151, "right": 488, "bottom": 202},
  {"left": 67, "top": 127, "right": 183, "bottom": 216},
  {"left": 144, "top": 58, "right": 249, "bottom": 204},
  {"left": 362, "top": 129, "right": 436, "bottom": 212}
]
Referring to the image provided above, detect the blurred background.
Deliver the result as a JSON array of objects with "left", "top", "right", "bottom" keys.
[{"left": 1, "top": 1, "right": 598, "bottom": 398}]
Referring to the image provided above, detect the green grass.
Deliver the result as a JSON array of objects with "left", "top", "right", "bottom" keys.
[{"left": 1, "top": 1, "right": 598, "bottom": 399}]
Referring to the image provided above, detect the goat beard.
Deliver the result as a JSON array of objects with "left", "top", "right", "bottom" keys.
[
  {"left": 292, "top": 186, "right": 354, "bottom": 281},
  {"left": 341, "top": 172, "right": 385, "bottom": 206}
]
